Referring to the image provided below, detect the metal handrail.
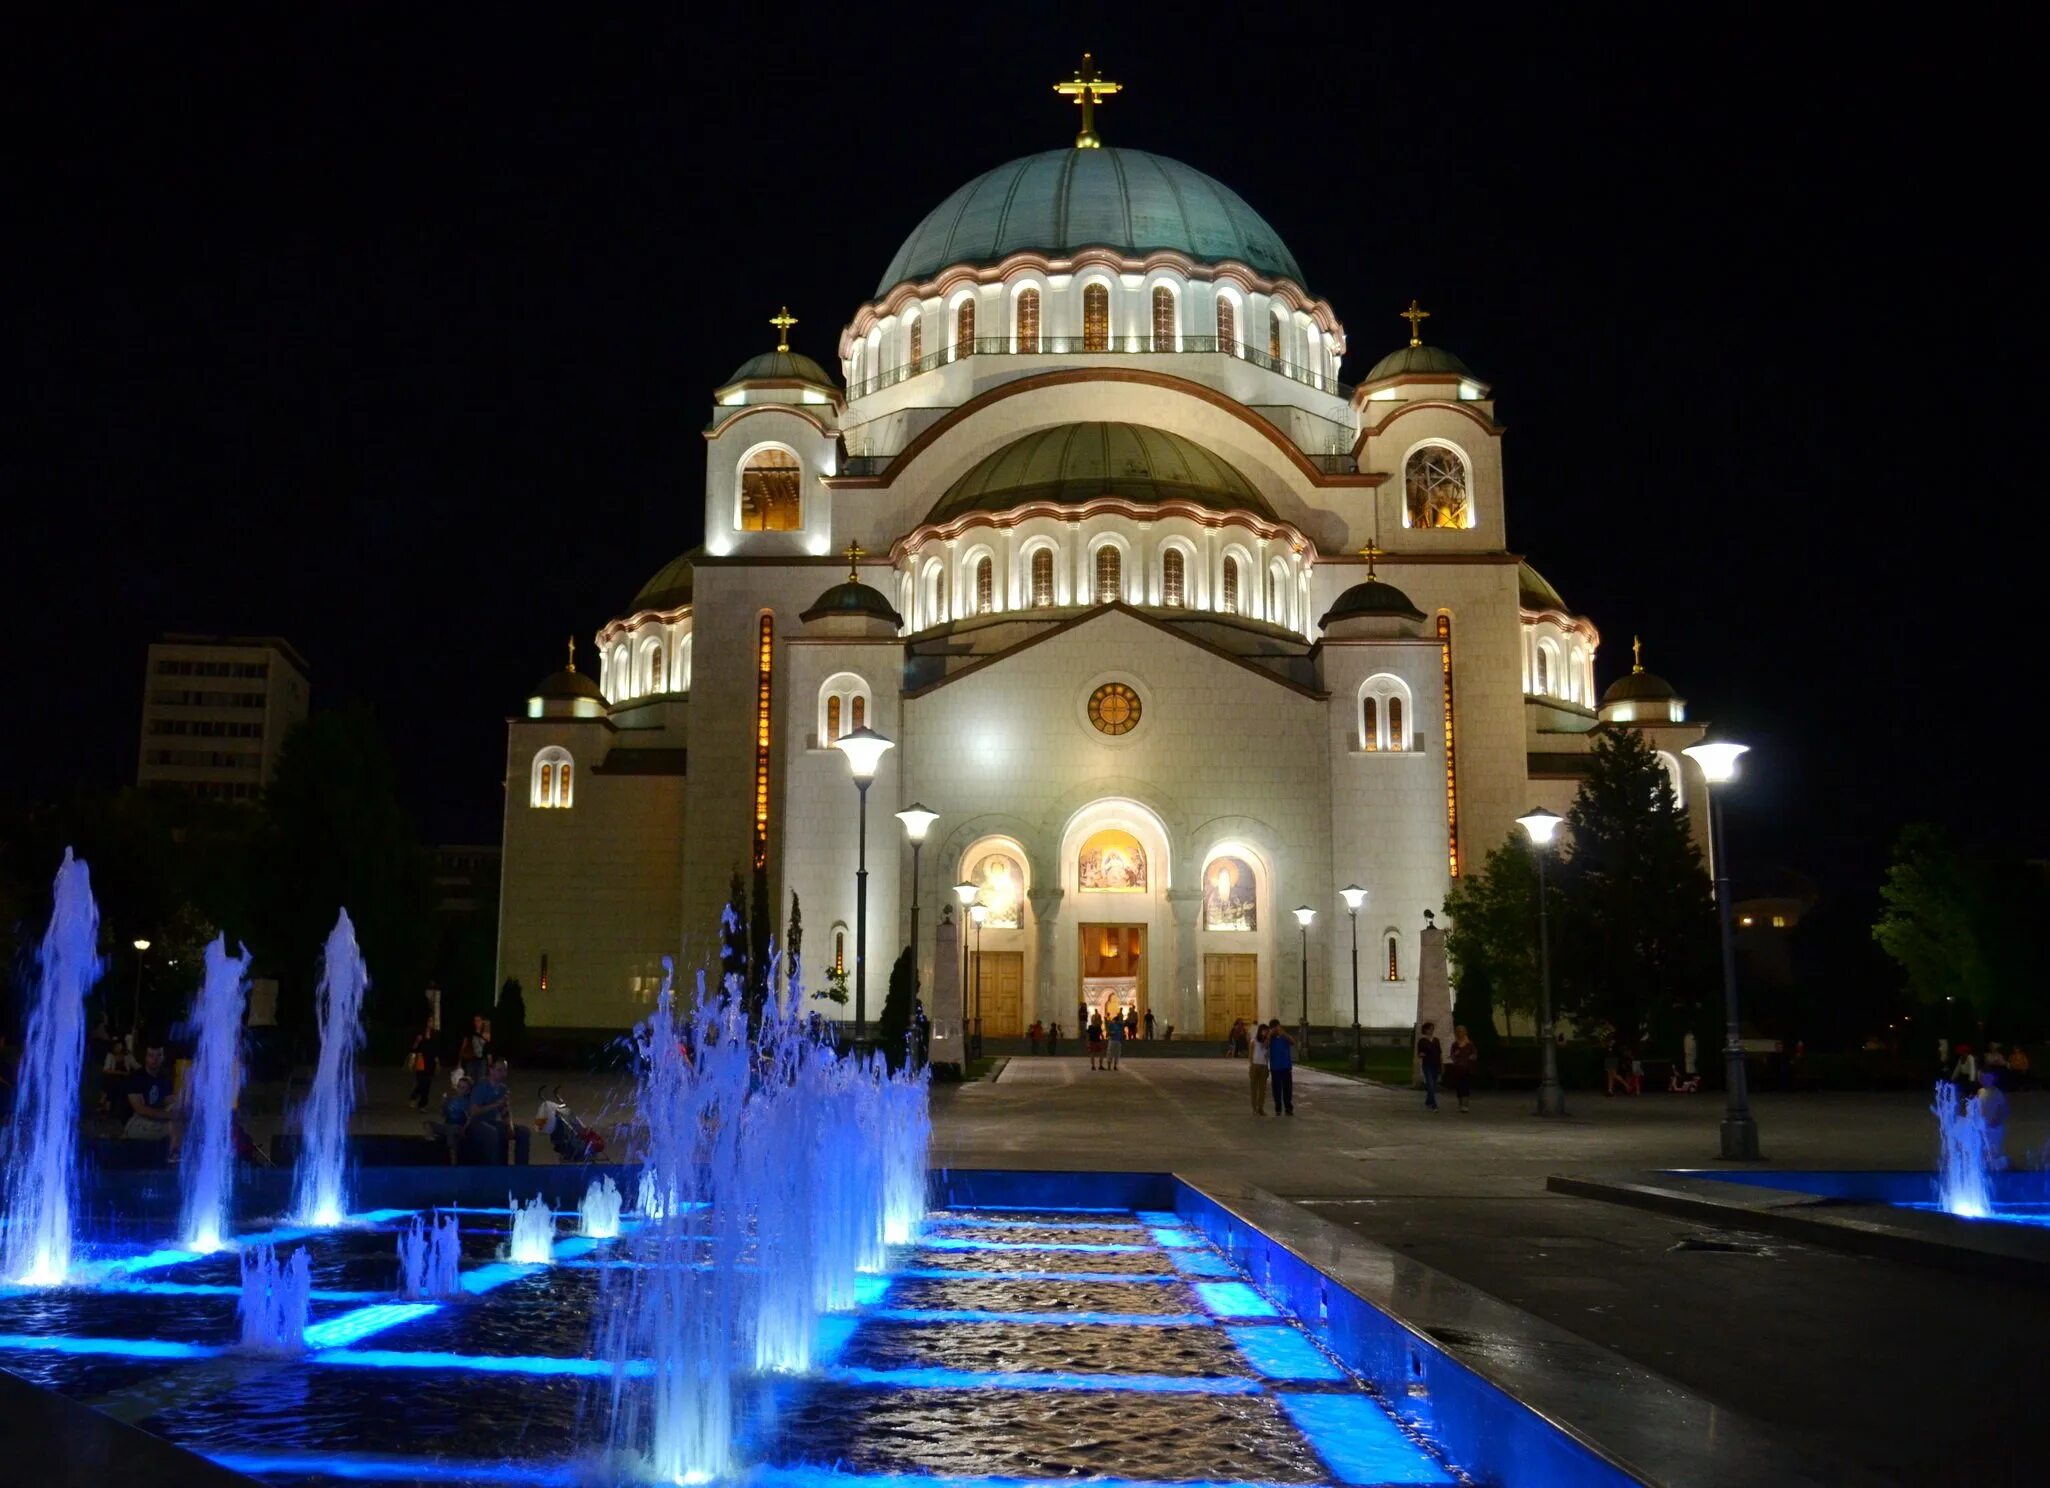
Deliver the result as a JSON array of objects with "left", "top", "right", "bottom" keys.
[{"left": 846, "top": 335, "right": 1353, "bottom": 401}]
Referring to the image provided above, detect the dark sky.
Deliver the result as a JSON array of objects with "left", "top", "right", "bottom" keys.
[{"left": 9, "top": 4, "right": 2038, "bottom": 893}]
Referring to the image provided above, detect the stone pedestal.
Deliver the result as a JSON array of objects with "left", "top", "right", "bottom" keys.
[
  {"left": 1413, "top": 920, "right": 1451, "bottom": 1083},
  {"left": 929, "top": 908, "right": 965, "bottom": 1068}
]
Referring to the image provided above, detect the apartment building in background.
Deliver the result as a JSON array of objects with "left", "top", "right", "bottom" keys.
[{"left": 137, "top": 635, "right": 310, "bottom": 801}]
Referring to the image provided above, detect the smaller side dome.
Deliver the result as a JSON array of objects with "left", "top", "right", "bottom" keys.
[
  {"left": 1517, "top": 562, "right": 1569, "bottom": 614},
  {"left": 631, "top": 552, "right": 696, "bottom": 614},
  {"left": 532, "top": 667, "right": 605, "bottom": 703},
  {"left": 801, "top": 569, "right": 904, "bottom": 633},
  {"left": 720, "top": 349, "right": 838, "bottom": 391},
  {"left": 1599, "top": 638, "right": 1687, "bottom": 724},
  {"left": 1319, "top": 577, "right": 1426, "bottom": 629},
  {"left": 526, "top": 644, "right": 608, "bottom": 721},
  {"left": 1363, "top": 343, "right": 1476, "bottom": 383}
]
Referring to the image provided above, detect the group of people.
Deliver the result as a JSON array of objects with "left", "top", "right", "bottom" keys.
[
  {"left": 1414, "top": 1021, "right": 1479, "bottom": 1112},
  {"left": 1085, "top": 1008, "right": 1132, "bottom": 1069},
  {"left": 1245, "top": 1020, "right": 1297, "bottom": 1114},
  {"left": 435, "top": 1053, "right": 532, "bottom": 1165}
]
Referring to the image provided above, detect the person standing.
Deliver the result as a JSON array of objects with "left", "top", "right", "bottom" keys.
[
  {"left": 1417, "top": 1021, "right": 1443, "bottom": 1111},
  {"left": 1682, "top": 1029, "right": 1699, "bottom": 1083},
  {"left": 1267, "top": 1021, "right": 1296, "bottom": 1115},
  {"left": 1447, "top": 1025, "right": 1478, "bottom": 1112},
  {"left": 1106, "top": 1010, "right": 1125, "bottom": 1070},
  {"left": 1087, "top": 1014, "right": 1105, "bottom": 1070},
  {"left": 408, "top": 1018, "right": 437, "bottom": 1111},
  {"left": 1047, "top": 1021, "right": 1061, "bottom": 1056},
  {"left": 461, "top": 1015, "right": 490, "bottom": 1084},
  {"left": 1143, "top": 1008, "right": 1156, "bottom": 1041},
  {"left": 1249, "top": 1022, "right": 1270, "bottom": 1113}
]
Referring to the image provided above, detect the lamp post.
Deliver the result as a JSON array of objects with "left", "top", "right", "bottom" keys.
[
  {"left": 953, "top": 881, "right": 978, "bottom": 1056},
  {"left": 894, "top": 803, "right": 939, "bottom": 992},
  {"left": 833, "top": 726, "right": 894, "bottom": 1042},
  {"left": 1515, "top": 807, "right": 1565, "bottom": 1116},
  {"left": 1683, "top": 737, "right": 1760, "bottom": 1161},
  {"left": 131, "top": 938, "right": 151, "bottom": 1039},
  {"left": 1292, "top": 906, "right": 1315, "bottom": 1049},
  {"left": 969, "top": 901, "right": 988, "bottom": 1058},
  {"left": 1339, "top": 885, "right": 1366, "bottom": 1073}
]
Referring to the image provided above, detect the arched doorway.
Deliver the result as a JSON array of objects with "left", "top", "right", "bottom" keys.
[{"left": 1058, "top": 800, "right": 1172, "bottom": 1038}]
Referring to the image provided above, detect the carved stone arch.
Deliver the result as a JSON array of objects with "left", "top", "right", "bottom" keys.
[{"left": 1037, "top": 777, "right": 1191, "bottom": 888}]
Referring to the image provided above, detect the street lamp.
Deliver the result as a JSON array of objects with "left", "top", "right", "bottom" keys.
[
  {"left": 131, "top": 938, "right": 151, "bottom": 1040},
  {"left": 954, "top": 881, "right": 978, "bottom": 1055},
  {"left": 1683, "top": 736, "right": 1760, "bottom": 1160},
  {"left": 969, "top": 901, "right": 988, "bottom": 1058},
  {"left": 1292, "top": 906, "right": 1315, "bottom": 1048},
  {"left": 1339, "top": 885, "right": 1367, "bottom": 1073},
  {"left": 1515, "top": 807, "right": 1565, "bottom": 1117},
  {"left": 894, "top": 803, "right": 939, "bottom": 992},
  {"left": 832, "top": 725, "right": 894, "bottom": 1041}
]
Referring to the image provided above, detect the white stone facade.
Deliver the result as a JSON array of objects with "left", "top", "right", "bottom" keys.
[{"left": 493, "top": 144, "right": 1712, "bottom": 1034}]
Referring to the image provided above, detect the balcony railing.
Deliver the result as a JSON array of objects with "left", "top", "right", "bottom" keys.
[{"left": 846, "top": 335, "right": 1353, "bottom": 402}]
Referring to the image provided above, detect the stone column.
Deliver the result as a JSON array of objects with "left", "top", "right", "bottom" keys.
[
  {"left": 929, "top": 907, "right": 964, "bottom": 1070},
  {"left": 1030, "top": 887, "right": 1063, "bottom": 1030},
  {"left": 1413, "top": 917, "right": 1451, "bottom": 1084},
  {"left": 1166, "top": 888, "right": 1201, "bottom": 1040}
]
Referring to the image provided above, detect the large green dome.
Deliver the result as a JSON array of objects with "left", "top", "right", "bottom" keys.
[
  {"left": 928, "top": 423, "right": 1274, "bottom": 524},
  {"left": 877, "top": 148, "right": 1305, "bottom": 297}
]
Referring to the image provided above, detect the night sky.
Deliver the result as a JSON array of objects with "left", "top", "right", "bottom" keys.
[{"left": 10, "top": 6, "right": 2036, "bottom": 895}]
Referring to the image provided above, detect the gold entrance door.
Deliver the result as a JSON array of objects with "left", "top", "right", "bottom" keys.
[
  {"left": 1204, "top": 954, "right": 1258, "bottom": 1039},
  {"left": 971, "top": 951, "right": 1024, "bottom": 1037},
  {"left": 1079, "top": 923, "right": 1146, "bottom": 1027}
]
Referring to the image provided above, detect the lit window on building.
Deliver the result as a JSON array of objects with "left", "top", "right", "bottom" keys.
[
  {"left": 1083, "top": 283, "right": 1110, "bottom": 351},
  {"left": 1094, "top": 546, "right": 1121, "bottom": 603},
  {"left": 1031, "top": 549, "right": 1055, "bottom": 606},
  {"left": 1016, "top": 288, "right": 1040, "bottom": 352},
  {"left": 1162, "top": 548, "right": 1185, "bottom": 606},
  {"left": 740, "top": 448, "right": 802, "bottom": 531}
]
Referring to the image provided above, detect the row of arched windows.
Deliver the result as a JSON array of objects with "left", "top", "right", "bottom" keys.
[
  {"left": 1359, "top": 675, "right": 1416, "bottom": 752},
  {"left": 1529, "top": 633, "right": 1593, "bottom": 705},
  {"left": 605, "top": 632, "right": 692, "bottom": 704},
  {"left": 902, "top": 538, "right": 1304, "bottom": 632},
  {"left": 531, "top": 747, "right": 574, "bottom": 808}
]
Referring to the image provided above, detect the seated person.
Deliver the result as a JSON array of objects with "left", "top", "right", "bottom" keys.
[
  {"left": 1975, "top": 1071, "right": 2010, "bottom": 1171},
  {"left": 435, "top": 1074, "right": 474, "bottom": 1163},
  {"left": 463, "top": 1058, "right": 530, "bottom": 1165},
  {"left": 125, "top": 1045, "right": 178, "bottom": 1151}
]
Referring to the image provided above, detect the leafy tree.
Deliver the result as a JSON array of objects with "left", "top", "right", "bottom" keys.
[
  {"left": 874, "top": 946, "right": 915, "bottom": 1070},
  {"left": 1874, "top": 825, "right": 2050, "bottom": 1041},
  {"left": 1448, "top": 949, "right": 1502, "bottom": 1060},
  {"left": 1553, "top": 729, "right": 1717, "bottom": 1047},
  {"left": 494, "top": 978, "right": 527, "bottom": 1058},
  {"left": 1443, "top": 832, "right": 1549, "bottom": 1034}
]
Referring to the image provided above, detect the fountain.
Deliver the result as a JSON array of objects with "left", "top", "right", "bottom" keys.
[
  {"left": 508, "top": 1194, "right": 555, "bottom": 1263},
  {"left": 1933, "top": 1079, "right": 1994, "bottom": 1218},
  {"left": 179, "top": 936, "right": 251, "bottom": 1253},
  {"left": 291, "top": 910, "right": 369, "bottom": 1227},
  {"left": 397, "top": 1213, "right": 462, "bottom": 1299},
  {"left": 2, "top": 850, "right": 102, "bottom": 1286},
  {"left": 237, "top": 1244, "right": 311, "bottom": 1355},
  {"left": 579, "top": 1175, "right": 624, "bottom": 1239}
]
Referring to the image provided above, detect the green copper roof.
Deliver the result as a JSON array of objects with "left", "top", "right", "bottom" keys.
[
  {"left": 1601, "top": 669, "right": 1680, "bottom": 705},
  {"left": 1517, "top": 562, "right": 1568, "bottom": 614},
  {"left": 532, "top": 667, "right": 604, "bottom": 703},
  {"left": 1319, "top": 578, "right": 1426, "bottom": 627},
  {"left": 720, "top": 349, "right": 837, "bottom": 390},
  {"left": 928, "top": 422, "right": 1274, "bottom": 524},
  {"left": 1363, "top": 343, "right": 1476, "bottom": 383},
  {"left": 632, "top": 552, "right": 696, "bottom": 613},
  {"left": 800, "top": 579, "right": 904, "bottom": 628},
  {"left": 878, "top": 148, "right": 1305, "bottom": 297}
]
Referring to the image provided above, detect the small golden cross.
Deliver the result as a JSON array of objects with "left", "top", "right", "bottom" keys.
[
  {"left": 565, "top": 634, "right": 576, "bottom": 672},
  {"left": 1359, "top": 540, "right": 1384, "bottom": 577},
  {"left": 1632, "top": 635, "right": 1643, "bottom": 673},
  {"left": 844, "top": 540, "right": 866, "bottom": 580},
  {"left": 770, "top": 306, "right": 798, "bottom": 353},
  {"left": 1400, "top": 299, "right": 1430, "bottom": 347},
  {"left": 1054, "top": 52, "right": 1122, "bottom": 149}
]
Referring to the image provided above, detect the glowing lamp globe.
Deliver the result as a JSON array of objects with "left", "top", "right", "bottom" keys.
[
  {"left": 833, "top": 726, "right": 895, "bottom": 783},
  {"left": 969, "top": 902, "right": 988, "bottom": 926},
  {"left": 953, "top": 881, "right": 979, "bottom": 906},
  {"left": 1516, "top": 807, "right": 1563, "bottom": 847},
  {"left": 1292, "top": 905, "right": 1316, "bottom": 928},
  {"left": 1682, "top": 739, "right": 1749, "bottom": 785},
  {"left": 895, "top": 803, "right": 939, "bottom": 844},
  {"left": 1339, "top": 884, "right": 1367, "bottom": 912},
  {"left": 134, "top": 938, "right": 151, "bottom": 952}
]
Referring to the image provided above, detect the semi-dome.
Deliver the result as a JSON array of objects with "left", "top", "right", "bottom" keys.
[
  {"left": 1517, "top": 562, "right": 1569, "bottom": 614},
  {"left": 631, "top": 552, "right": 696, "bottom": 614},
  {"left": 718, "top": 349, "right": 837, "bottom": 391},
  {"left": 800, "top": 578, "right": 904, "bottom": 628},
  {"left": 1319, "top": 577, "right": 1426, "bottom": 628},
  {"left": 928, "top": 422, "right": 1274, "bottom": 524},
  {"left": 877, "top": 148, "right": 1305, "bottom": 297},
  {"left": 1363, "top": 343, "right": 1476, "bottom": 383}
]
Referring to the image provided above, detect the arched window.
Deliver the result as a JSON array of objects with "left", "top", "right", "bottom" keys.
[
  {"left": 1016, "top": 288, "right": 1040, "bottom": 353},
  {"left": 1385, "top": 934, "right": 1400, "bottom": 981},
  {"left": 922, "top": 560, "right": 947, "bottom": 625},
  {"left": 1151, "top": 285, "right": 1176, "bottom": 349},
  {"left": 1360, "top": 675, "right": 1414, "bottom": 752},
  {"left": 1083, "top": 283, "right": 1110, "bottom": 352},
  {"left": 1030, "top": 548, "right": 1055, "bottom": 606},
  {"left": 1269, "top": 308, "right": 1284, "bottom": 360},
  {"left": 1162, "top": 548, "right": 1185, "bottom": 606},
  {"left": 739, "top": 447, "right": 802, "bottom": 531},
  {"left": 676, "top": 634, "right": 692, "bottom": 692},
  {"left": 818, "top": 674, "right": 872, "bottom": 746},
  {"left": 833, "top": 929, "right": 846, "bottom": 976},
  {"left": 1535, "top": 645, "right": 1550, "bottom": 695},
  {"left": 531, "top": 746, "right": 574, "bottom": 809},
  {"left": 1387, "top": 695, "right": 1405, "bottom": 749},
  {"left": 1217, "top": 295, "right": 1238, "bottom": 352},
  {"left": 953, "top": 297, "right": 975, "bottom": 358},
  {"left": 907, "top": 312, "right": 922, "bottom": 364},
  {"left": 1404, "top": 445, "right": 1472, "bottom": 529},
  {"left": 649, "top": 647, "right": 664, "bottom": 693},
  {"left": 1221, "top": 556, "right": 1241, "bottom": 614},
  {"left": 1094, "top": 545, "right": 1121, "bottom": 603},
  {"left": 1266, "top": 561, "right": 1291, "bottom": 627},
  {"left": 974, "top": 555, "right": 994, "bottom": 614},
  {"left": 1656, "top": 750, "right": 1686, "bottom": 809}
]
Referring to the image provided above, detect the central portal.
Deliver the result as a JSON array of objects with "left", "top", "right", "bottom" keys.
[{"left": 1079, "top": 922, "right": 1146, "bottom": 1027}]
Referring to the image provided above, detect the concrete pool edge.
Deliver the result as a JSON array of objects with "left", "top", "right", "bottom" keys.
[
  {"left": 1163, "top": 1175, "right": 1877, "bottom": 1488},
  {"left": 1550, "top": 1170, "right": 2050, "bottom": 1286}
]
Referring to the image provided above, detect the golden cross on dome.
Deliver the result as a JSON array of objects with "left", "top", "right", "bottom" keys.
[
  {"left": 1359, "top": 540, "right": 1384, "bottom": 577},
  {"left": 844, "top": 541, "right": 866, "bottom": 580},
  {"left": 770, "top": 306, "right": 798, "bottom": 353},
  {"left": 1632, "top": 635, "right": 1644, "bottom": 673},
  {"left": 565, "top": 634, "right": 577, "bottom": 672},
  {"left": 1400, "top": 299, "right": 1430, "bottom": 347},
  {"left": 1055, "top": 52, "right": 1122, "bottom": 149}
]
